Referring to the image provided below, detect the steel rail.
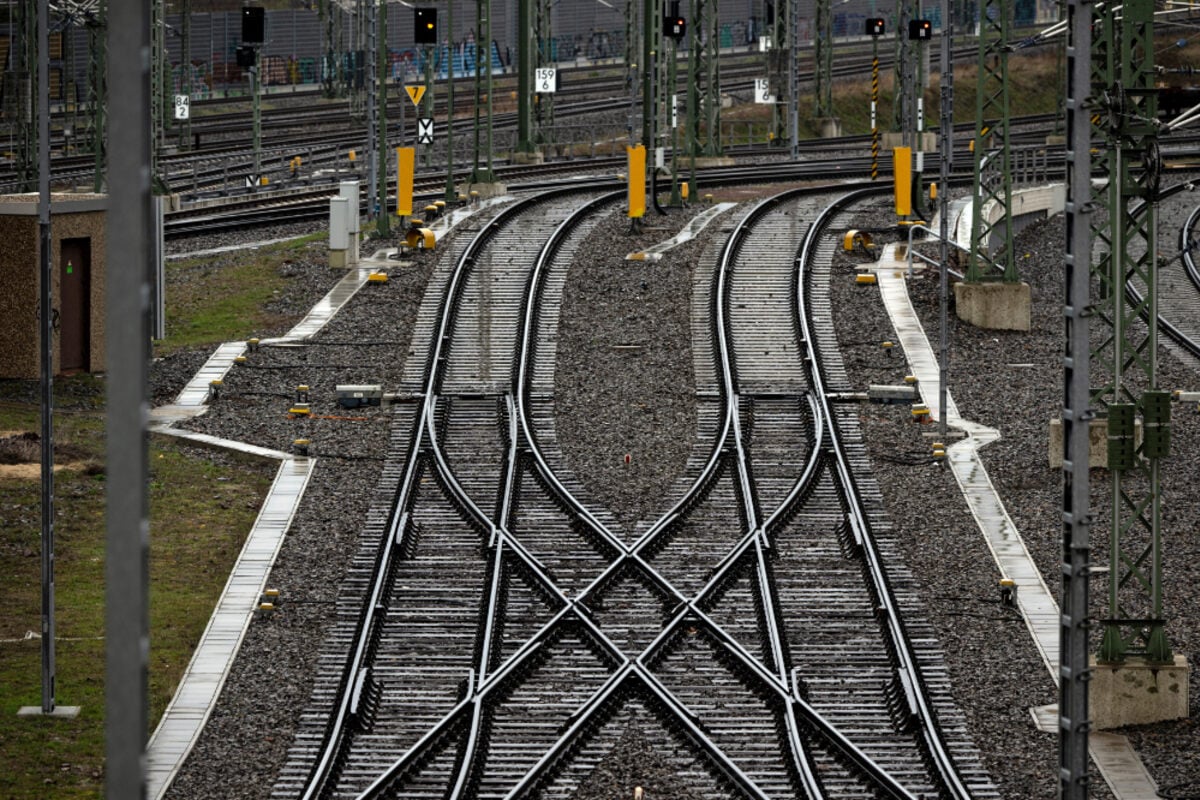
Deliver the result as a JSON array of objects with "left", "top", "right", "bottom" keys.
[
  {"left": 297, "top": 183, "right": 613, "bottom": 800},
  {"left": 796, "top": 185, "right": 976, "bottom": 800}
]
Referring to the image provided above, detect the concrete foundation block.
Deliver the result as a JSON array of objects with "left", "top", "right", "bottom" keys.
[
  {"left": 881, "top": 131, "right": 938, "bottom": 152},
  {"left": 954, "top": 281, "right": 1031, "bottom": 331},
  {"left": 1090, "top": 655, "right": 1190, "bottom": 730},
  {"left": 1048, "top": 416, "right": 1142, "bottom": 469},
  {"left": 329, "top": 248, "right": 349, "bottom": 269},
  {"left": 817, "top": 117, "right": 843, "bottom": 138},
  {"left": 509, "top": 150, "right": 544, "bottom": 165},
  {"left": 464, "top": 182, "right": 508, "bottom": 200}
]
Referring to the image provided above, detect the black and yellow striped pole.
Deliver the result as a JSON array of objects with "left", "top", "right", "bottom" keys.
[{"left": 866, "top": 18, "right": 884, "bottom": 180}]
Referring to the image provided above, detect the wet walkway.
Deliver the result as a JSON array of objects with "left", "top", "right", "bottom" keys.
[{"left": 870, "top": 242, "right": 1163, "bottom": 799}]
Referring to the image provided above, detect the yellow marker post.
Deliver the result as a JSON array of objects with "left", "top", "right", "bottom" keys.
[
  {"left": 681, "top": 181, "right": 689, "bottom": 203},
  {"left": 396, "top": 146, "right": 415, "bottom": 217},
  {"left": 893, "top": 147, "right": 912, "bottom": 217},
  {"left": 627, "top": 145, "right": 646, "bottom": 221}
]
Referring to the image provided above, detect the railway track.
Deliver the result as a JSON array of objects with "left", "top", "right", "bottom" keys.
[{"left": 266, "top": 181, "right": 999, "bottom": 798}]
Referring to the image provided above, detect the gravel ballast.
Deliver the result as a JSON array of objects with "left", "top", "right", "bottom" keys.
[{"left": 155, "top": 185, "right": 1200, "bottom": 798}]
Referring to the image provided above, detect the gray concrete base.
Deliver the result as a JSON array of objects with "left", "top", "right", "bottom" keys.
[
  {"left": 18, "top": 705, "right": 81, "bottom": 718},
  {"left": 465, "top": 182, "right": 508, "bottom": 199},
  {"left": 1091, "top": 655, "right": 1190, "bottom": 730},
  {"left": 881, "top": 131, "right": 938, "bottom": 152},
  {"left": 509, "top": 150, "right": 544, "bottom": 165},
  {"left": 675, "top": 156, "right": 737, "bottom": 170},
  {"left": 1046, "top": 134, "right": 1067, "bottom": 146},
  {"left": 954, "top": 281, "right": 1031, "bottom": 331},
  {"left": 817, "top": 117, "right": 843, "bottom": 138},
  {"left": 328, "top": 248, "right": 349, "bottom": 268},
  {"left": 1048, "top": 417, "right": 1142, "bottom": 469}
]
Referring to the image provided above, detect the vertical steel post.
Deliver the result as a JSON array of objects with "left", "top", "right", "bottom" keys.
[
  {"left": 377, "top": 0, "right": 391, "bottom": 234},
  {"left": 517, "top": 0, "right": 533, "bottom": 152},
  {"left": 787, "top": 0, "right": 797, "bottom": 157},
  {"left": 1060, "top": 0, "right": 1092, "bottom": 794},
  {"left": 88, "top": 1, "right": 106, "bottom": 192},
  {"left": 1097, "top": 0, "right": 1168, "bottom": 664},
  {"left": 180, "top": 0, "right": 192, "bottom": 149},
  {"left": 367, "top": 0, "right": 378, "bottom": 218},
  {"left": 642, "top": 0, "right": 655, "bottom": 150},
  {"left": 445, "top": 0, "right": 456, "bottom": 202},
  {"left": 967, "top": 0, "right": 1015, "bottom": 283},
  {"left": 470, "top": 0, "right": 494, "bottom": 182},
  {"left": 37, "top": 0, "right": 55, "bottom": 718},
  {"left": 870, "top": 37, "right": 879, "bottom": 179},
  {"left": 252, "top": 57, "right": 262, "bottom": 176},
  {"left": 15, "top": 0, "right": 35, "bottom": 192},
  {"left": 423, "top": 43, "right": 434, "bottom": 167},
  {"left": 814, "top": 0, "right": 831, "bottom": 118},
  {"left": 937, "top": 0, "right": 951, "bottom": 443},
  {"left": 106, "top": 0, "right": 151, "bottom": 794}
]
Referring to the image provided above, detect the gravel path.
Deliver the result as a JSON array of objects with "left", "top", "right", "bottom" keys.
[{"left": 155, "top": 183, "right": 1200, "bottom": 798}]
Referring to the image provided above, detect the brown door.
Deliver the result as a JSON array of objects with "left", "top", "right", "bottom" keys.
[{"left": 60, "top": 238, "right": 91, "bottom": 372}]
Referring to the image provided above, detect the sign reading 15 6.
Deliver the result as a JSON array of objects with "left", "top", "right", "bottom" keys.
[{"left": 535, "top": 68, "right": 557, "bottom": 93}]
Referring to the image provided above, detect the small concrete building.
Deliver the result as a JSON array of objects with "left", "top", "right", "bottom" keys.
[{"left": 0, "top": 193, "right": 107, "bottom": 378}]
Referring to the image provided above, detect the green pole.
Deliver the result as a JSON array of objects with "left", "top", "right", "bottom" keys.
[
  {"left": 377, "top": 0, "right": 390, "bottom": 235},
  {"left": 423, "top": 44, "right": 434, "bottom": 168},
  {"left": 445, "top": 0, "right": 456, "bottom": 202},
  {"left": 517, "top": 0, "right": 533, "bottom": 152}
]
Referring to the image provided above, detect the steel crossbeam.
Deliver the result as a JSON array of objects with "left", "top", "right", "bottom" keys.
[{"left": 967, "top": 0, "right": 1016, "bottom": 283}]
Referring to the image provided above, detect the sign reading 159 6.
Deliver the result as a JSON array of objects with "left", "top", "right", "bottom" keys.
[{"left": 535, "top": 68, "right": 557, "bottom": 93}]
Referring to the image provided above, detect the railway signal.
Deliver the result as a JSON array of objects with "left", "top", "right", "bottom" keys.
[
  {"left": 866, "top": 18, "right": 885, "bottom": 37},
  {"left": 908, "top": 19, "right": 932, "bottom": 40},
  {"left": 414, "top": 8, "right": 437, "bottom": 44},
  {"left": 665, "top": 15, "right": 686, "bottom": 39}
]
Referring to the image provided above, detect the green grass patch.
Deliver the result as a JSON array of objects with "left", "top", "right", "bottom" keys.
[
  {"left": 157, "top": 233, "right": 324, "bottom": 356},
  {"left": 0, "top": 413, "right": 274, "bottom": 798}
]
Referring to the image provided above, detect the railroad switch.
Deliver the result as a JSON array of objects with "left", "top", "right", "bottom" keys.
[
  {"left": 207, "top": 379, "right": 222, "bottom": 402},
  {"left": 999, "top": 578, "right": 1017, "bottom": 608}
]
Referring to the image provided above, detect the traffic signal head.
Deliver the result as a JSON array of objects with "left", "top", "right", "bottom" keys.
[
  {"left": 415, "top": 7, "right": 437, "bottom": 44},
  {"left": 241, "top": 6, "right": 265, "bottom": 44},
  {"left": 236, "top": 45, "right": 256, "bottom": 68},
  {"left": 866, "top": 18, "right": 885, "bottom": 37},
  {"left": 664, "top": 15, "right": 686, "bottom": 39},
  {"left": 908, "top": 19, "right": 932, "bottom": 40}
]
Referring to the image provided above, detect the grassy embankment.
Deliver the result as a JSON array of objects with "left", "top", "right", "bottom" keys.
[{"left": 0, "top": 234, "right": 323, "bottom": 798}]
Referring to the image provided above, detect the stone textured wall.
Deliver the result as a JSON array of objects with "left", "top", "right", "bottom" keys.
[{"left": 0, "top": 195, "right": 107, "bottom": 380}]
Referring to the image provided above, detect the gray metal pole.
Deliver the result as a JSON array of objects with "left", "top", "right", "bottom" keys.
[
  {"left": 445, "top": 0, "right": 456, "bottom": 203},
  {"left": 367, "top": 0, "right": 378, "bottom": 218},
  {"left": 37, "top": 0, "right": 55, "bottom": 717},
  {"left": 788, "top": 0, "right": 798, "bottom": 158},
  {"left": 377, "top": 0, "right": 390, "bottom": 234},
  {"left": 1061, "top": 0, "right": 1092, "bottom": 793},
  {"left": 252, "top": 58, "right": 262, "bottom": 176},
  {"left": 106, "top": 0, "right": 152, "bottom": 795},
  {"left": 938, "top": 1, "right": 951, "bottom": 442}
]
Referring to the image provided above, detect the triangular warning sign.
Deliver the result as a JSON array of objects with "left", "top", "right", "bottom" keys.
[{"left": 405, "top": 85, "right": 426, "bottom": 106}]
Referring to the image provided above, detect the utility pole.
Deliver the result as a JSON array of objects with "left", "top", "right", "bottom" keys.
[
  {"left": 1060, "top": 0, "right": 1092, "bottom": 794},
  {"left": 470, "top": 0, "right": 494, "bottom": 182},
  {"left": 966, "top": 0, "right": 1015, "bottom": 283},
  {"left": 1093, "top": 0, "right": 1171, "bottom": 666},
  {"left": 516, "top": 0, "right": 533, "bottom": 152},
  {"left": 179, "top": 0, "right": 192, "bottom": 149},
  {"left": 377, "top": 0, "right": 389, "bottom": 234},
  {"left": 814, "top": 0, "right": 831, "bottom": 118},
  {"left": 87, "top": 0, "right": 106, "bottom": 192},
  {"left": 367, "top": 0, "right": 378, "bottom": 218},
  {"left": 444, "top": 0, "right": 456, "bottom": 203}
]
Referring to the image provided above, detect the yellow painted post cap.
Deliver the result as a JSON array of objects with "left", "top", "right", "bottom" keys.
[{"left": 855, "top": 273, "right": 877, "bottom": 285}]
